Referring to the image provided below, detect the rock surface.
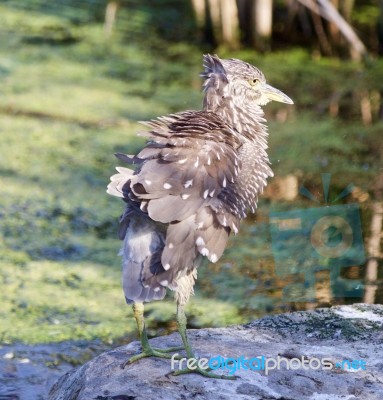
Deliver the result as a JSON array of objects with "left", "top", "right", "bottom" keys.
[{"left": 49, "top": 304, "right": 383, "bottom": 400}]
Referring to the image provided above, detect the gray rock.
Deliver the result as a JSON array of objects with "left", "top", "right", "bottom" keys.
[{"left": 49, "top": 304, "right": 383, "bottom": 400}]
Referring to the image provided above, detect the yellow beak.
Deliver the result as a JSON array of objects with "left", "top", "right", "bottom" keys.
[{"left": 263, "top": 84, "right": 294, "bottom": 104}]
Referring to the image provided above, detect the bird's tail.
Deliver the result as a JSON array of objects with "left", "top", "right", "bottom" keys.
[{"left": 119, "top": 208, "right": 167, "bottom": 304}]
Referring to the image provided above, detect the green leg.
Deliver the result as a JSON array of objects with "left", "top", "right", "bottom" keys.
[
  {"left": 175, "top": 302, "right": 194, "bottom": 359},
  {"left": 121, "top": 302, "right": 184, "bottom": 368},
  {"left": 171, "top": 303, "right": 236, "bottom": 380}
]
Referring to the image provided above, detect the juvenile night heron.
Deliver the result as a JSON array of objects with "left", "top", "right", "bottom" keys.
[{"left": 107, "top": 54, "right": 293, "bottom": 378}]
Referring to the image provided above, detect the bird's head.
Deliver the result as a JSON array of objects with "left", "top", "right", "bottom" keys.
[{"left": 202, "top": 54, "right": 293, "bottom": 111}]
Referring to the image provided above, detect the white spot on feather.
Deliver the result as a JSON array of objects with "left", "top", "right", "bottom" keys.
[
  {"left": 207, "top": 156, "right": 211, "bottom": 165},
  {"left": 197, "top": 221, "right": 204, "bottom": 229},
  {"left": 154, "top": 287, "right": 161, "bottom": 292},
  {"left": 178, "top": 159, "right": 187, "bottom": 164},
  {"left": 184, "top": 179, "right": 193, "bottom": 188},
  {"left": 168, "top": 243, "right": 174, "bottom": 249},
  {"left": 200, "top": 248, "right": 209, "bottom": 256},
  {"left": 163, "top": 183, "right": 172, "bottom": 189},
  {"left": 181, "top": 193, "right": 191, "bottom": 200},
  {"left": 209, "top": 189, "right": 215, "bottom": 197},
  {"left": 211, "top": 254, "right": 218, "bottom": 262},
  {"left": 194, "top": 157, "right": 199, "bottom": 168},
  {"left": 222, "top": 177, "right": 227, "bottom": 187},
  {"left": 203, "top": 189, "right": 209, "bottom": 199},
  {"left": 145, "top": 179, "right": 152, "bottom": 185},
  {"left": 196, "top": 237, "right": 205, "bottom": 246},
  {"left": 164, "top": 263, "right": 170, "bottom": 271},
  {"left": 160, "top": 280, "right": 169, "bottom": 286}
]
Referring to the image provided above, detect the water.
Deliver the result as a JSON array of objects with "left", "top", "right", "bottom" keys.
[{"left": 193, "top": 201, "right": 383, "bottom": 325}]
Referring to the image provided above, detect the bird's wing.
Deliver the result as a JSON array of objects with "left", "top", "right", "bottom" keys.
[
  {"left": 134, "top": 112, "right": 240, "bottom": 219},
  {"left": 109, "top": 111, "right": 243, "bottom": 286}
]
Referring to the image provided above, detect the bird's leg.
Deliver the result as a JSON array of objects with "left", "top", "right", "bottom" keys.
[
  {"left": 171, "top": 302, "right": 236, "bottom": 380},
  {"left": 175, "top": 302, "right": 194, "bottom": 359},
  {"left": 121, "top": 302, "right": 183, "bottom": 368}
]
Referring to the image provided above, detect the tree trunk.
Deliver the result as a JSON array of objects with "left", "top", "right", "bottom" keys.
[
  {"left": 340, "top": 0, "right": 354, "bottom": 22},
  {"left": 104, "top": 1, "right": 119, "bottom": 38},
  {"left": 328, "top": 0, "right": 340, "bottom": 48},
  {"left": 207, "top": 0, "right": 221, "bottom": 43},
  {"left": 220, "top": 0, "right": 240, "bottom": 48},
  {"left": 252, "top": 0, "right": 273, "bottom": 51},
  {"left": 191, "top": 0, "right": 206, "bottom": 27},
  {"left": 360, "top": 90, "right": 372, "bottom": 125},
  {"left": 297, "top": 0, "right": 367, "bottom": 61},
  {"left": 310, "top": 6, "right": 332, "bottom": 55},
  {"left": 363, "top": 202, "right": 383, "bottom": 304},
  {"left": 206, "top": 0, "right": 240, "bottom": 48}
]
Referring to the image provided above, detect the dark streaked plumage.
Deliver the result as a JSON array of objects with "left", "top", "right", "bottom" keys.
[
  {"left": 107, "top": 54, "right": 293, "bottom": 375},
  {"left": 108, "top": 55, "right": 292, "bottom": 302}
]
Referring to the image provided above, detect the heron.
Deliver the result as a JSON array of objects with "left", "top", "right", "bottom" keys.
[{"left": 107, "top": 54, "right": 293, "bottom": 378}]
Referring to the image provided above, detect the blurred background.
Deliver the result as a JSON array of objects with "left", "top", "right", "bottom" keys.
[{"left": 0, "top": 0, "right": 382, "bottom": 376}]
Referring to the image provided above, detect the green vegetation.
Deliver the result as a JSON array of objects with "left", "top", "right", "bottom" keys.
[
  {"left": 0, "top": 4, "right": 238, "bottom": 344},
  {"left": 0, "top": 3, "right": 382, "bottom": 344}
]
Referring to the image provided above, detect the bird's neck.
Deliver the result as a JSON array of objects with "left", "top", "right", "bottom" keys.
[
  {"left": 203, "top": 94, "right": 273, "bottom": 214},
  {"left": 204, "top": 94, "right": 269, "bottom": 148}
]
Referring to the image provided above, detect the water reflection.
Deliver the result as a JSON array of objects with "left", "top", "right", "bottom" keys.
[{"left": 194, "top": 200, "right": 382, "bottom": 324}]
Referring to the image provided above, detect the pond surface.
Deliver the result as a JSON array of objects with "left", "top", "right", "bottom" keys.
[
  {"left": 0, "top": 340, "right": 108, "bottom": 400},
  {"left": 191, "top": 199, "right": 383, "bottom": 327}
]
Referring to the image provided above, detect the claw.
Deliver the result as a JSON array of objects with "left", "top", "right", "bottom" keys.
[{"left": 121, "top": 346, "right": 184, "bottom": 369}]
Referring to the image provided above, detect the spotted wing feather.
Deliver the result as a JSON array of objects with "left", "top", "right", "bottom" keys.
[{"left": 109, "top": 111, "right": 242, "bottom": 292}]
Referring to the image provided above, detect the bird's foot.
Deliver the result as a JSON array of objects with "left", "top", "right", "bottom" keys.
[
  {"left": 170, "top": 360, "right": 237, "bottom": 380},
  {"left": 121, "top": 346, "right": 184, "bottom": 369}
]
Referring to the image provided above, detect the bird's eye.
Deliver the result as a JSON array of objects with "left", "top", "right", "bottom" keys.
[{"left": 250, "top": 78, "right": 259, "bottom": 86}]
